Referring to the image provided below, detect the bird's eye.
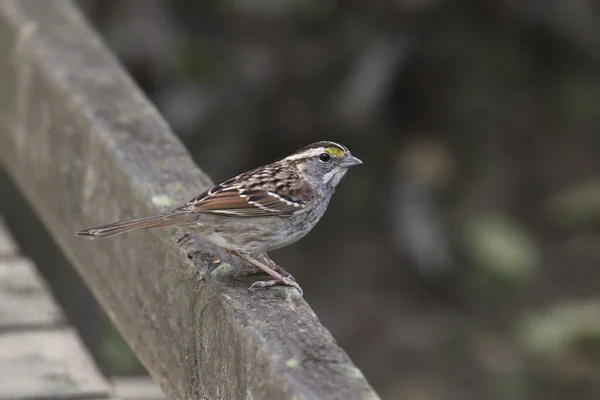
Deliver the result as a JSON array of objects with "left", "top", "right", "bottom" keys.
[{"left": 319, "top": 153, "right": 331, "bottom": 162}]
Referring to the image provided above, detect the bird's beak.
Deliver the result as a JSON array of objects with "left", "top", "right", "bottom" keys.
[{"left": 340, "top": 155, "right": 363, "bottom": 168}]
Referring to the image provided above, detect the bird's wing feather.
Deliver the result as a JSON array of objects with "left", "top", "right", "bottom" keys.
[
  {"left": 200, "top": 189, "right": 303, "bottom": 216},
  {"left": 177, "top": 189, "right": 303, "bottom": 217},
  {"left": 175, "top": 163, "right": 313, "bottom": 217},
  {"left": 175, "top": 187, "right": 306, "bottom": 217}
]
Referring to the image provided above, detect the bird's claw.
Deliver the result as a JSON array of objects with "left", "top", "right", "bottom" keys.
[
  {"left": 235, "top": 266, "right": 297, "bottom": 283},
  {"left": 277, "top": 269, "right": 296, "bottom": 282},
  {"left": 250, "top": 278, "right": 303, "bottom": 296}
]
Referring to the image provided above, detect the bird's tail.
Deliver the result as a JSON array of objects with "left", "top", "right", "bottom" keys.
[{"left": 76, "top": 213, "right": 190, "bottom": 239}]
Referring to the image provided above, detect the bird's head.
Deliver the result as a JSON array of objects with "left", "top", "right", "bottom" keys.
[{"left": 285, "top": 141, "right": 362, "bottom": 190}]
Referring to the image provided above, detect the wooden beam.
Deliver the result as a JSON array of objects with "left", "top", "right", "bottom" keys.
[
  {"left": 0, "top": 221, "right": 110, "bottom": 400},
  {"left": 0, "top": 1, "right": 380, "bottom": 399}
]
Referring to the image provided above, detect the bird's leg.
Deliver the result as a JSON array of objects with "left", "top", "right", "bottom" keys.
[
  {"left": 256, "top": 254, "right": 297, "bottom": 282},
  {"left": 229, "top": 250, "right": 303, "bottom": 296},
  {"left": 233, "top": 258, "right": 297, "bottom": 283},
  {"left": 232, "top": 253, "right": 297, "bottom": 283},
  {"left": 232, "top": 254, "right": 272, "bottom": 279}
]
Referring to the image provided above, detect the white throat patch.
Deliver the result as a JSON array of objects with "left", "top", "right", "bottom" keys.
[{"left": 322, "top": 168, "right": 346, "bottom": 187}]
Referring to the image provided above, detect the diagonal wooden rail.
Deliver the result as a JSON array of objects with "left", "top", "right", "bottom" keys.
[{"left": 0, "top": 1, "right": 380, "bottom": 399}]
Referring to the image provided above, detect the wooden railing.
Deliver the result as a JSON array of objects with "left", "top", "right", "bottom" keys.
[{"left": 0, "top": 1, "right": 380, "bottom": 399}]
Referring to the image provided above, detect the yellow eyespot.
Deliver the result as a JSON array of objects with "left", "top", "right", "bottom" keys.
[{"left": 324, "top": 147, "right": 346, "bottom": 157}]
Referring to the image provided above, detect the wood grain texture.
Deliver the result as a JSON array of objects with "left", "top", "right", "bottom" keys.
[{"left": 0, "top": 1, "right": 380, "bottom": 399}]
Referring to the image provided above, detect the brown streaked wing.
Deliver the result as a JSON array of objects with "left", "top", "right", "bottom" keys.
[
  {"left": 175, "top": 162, "right": 313, "bottom": 217},
  {"left": 175, "top": 187, "right": 305, "bottom": 217}
]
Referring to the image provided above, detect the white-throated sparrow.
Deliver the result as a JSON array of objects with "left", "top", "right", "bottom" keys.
[{"left": 76, "top": 141, "right": 362, "bottom": 295}]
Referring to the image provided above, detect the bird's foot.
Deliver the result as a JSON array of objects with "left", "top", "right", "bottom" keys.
[
  {"left": 228, "top": 250, "right": 303, "bottom": 296},
  {"left": 250, "top": 277, "right": 303, "bottom": 296},
  {"left": 256, "top": 254, "right": 297, "bottom": 282},
  {"left": 275, "top": 267, "right": 297, "bottom": 283},
  {"left": 235, "top": 264, "right": 297, "bottom": 282}
]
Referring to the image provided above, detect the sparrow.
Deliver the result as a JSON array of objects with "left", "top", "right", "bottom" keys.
[{"left": 76, "top": 141, "right": 362, "bottom": 296}]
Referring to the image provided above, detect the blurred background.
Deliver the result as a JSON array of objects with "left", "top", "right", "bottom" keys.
[{"left": 4, "top": 0, "right": 600, "bottom": 399}]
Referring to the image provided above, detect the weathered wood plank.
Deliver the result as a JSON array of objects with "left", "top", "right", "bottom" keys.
[
  {"left": 111, "top": 377, "right": 165, "bottom": 400},
  {"left": 0, "top": 1, "right": 379, "bottom": 399},
  {"left": 0, "top": 328, "right": 110, "bottom": 399},
  {"left": 0, "top": 257, "right": 65, "bottom": 330},
  {"left": 0, "top": 218, "right": 111, "bottom": 399}
]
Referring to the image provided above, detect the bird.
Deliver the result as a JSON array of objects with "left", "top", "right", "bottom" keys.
[{"left": 76, "top": 141, "right": 363, "bottom": 295}]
